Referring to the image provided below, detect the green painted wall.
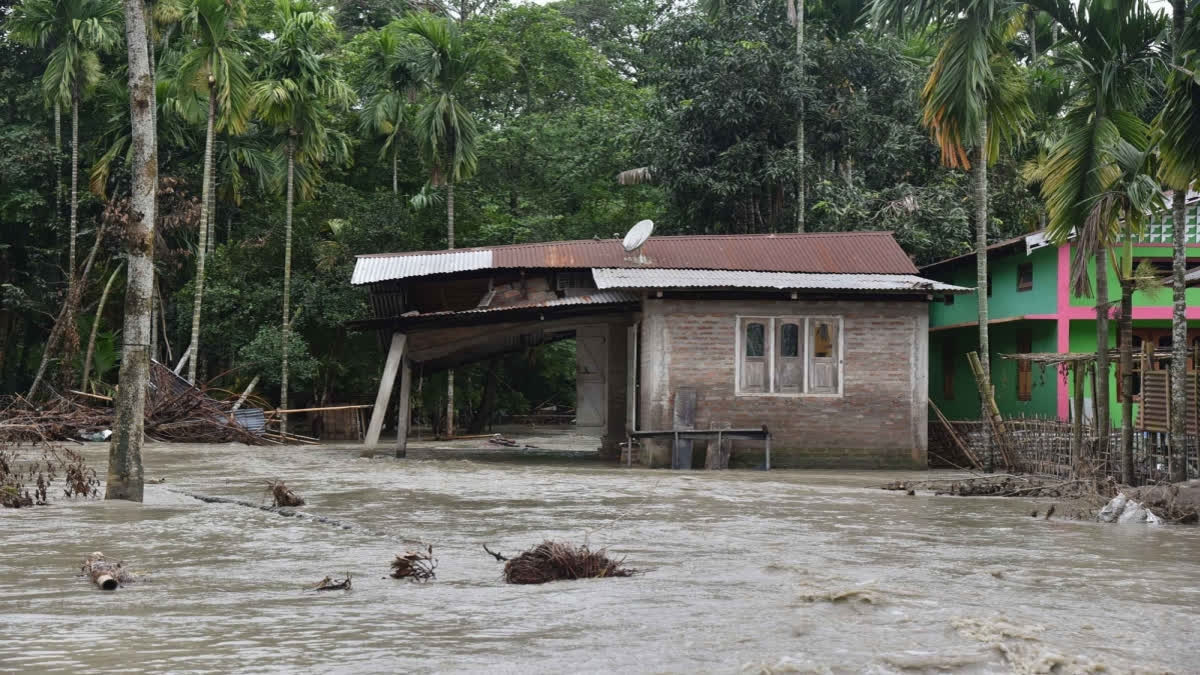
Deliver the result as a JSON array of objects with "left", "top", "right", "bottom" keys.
[
  {"left": 929, "top": 320, "right": 1058, "bottom": 420},
  {"left": 1067, "top": 244, "right": 1200, "bottom": 308},
  {"left": 927, "top": 245, "right": 1058, "bottom": 327}
]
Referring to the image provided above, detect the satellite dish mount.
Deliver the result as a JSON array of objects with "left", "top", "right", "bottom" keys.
[{"left": 622, "top": 219, "right": 654, "bottom": 262}]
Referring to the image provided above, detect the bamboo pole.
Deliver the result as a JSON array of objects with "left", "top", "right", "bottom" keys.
[{"left": 967, "top": 351, "right": 1015, "bottom": 468}]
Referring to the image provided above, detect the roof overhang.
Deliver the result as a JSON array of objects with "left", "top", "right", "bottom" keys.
[{"left": 591, "top": 268, "right": 972, "bottom": 294}]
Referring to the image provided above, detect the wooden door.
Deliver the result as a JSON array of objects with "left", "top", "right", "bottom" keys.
[{"left": 809, "top": 319, "right": 839, "bottom": 394}]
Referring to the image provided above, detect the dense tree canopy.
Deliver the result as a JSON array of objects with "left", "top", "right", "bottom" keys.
[{"left": 1, "top": 0, "right": 1181, "bottom": 431}]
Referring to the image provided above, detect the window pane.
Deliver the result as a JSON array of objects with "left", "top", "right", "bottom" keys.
[
  {"left": 812, "top": 322, "right": 835, "bottom": 357},
  {"left": 745, "top": 322, "right": 764, "bottom": 357},
  {"left": 780, "top": 323, "right": 799, "bottom": 357}
]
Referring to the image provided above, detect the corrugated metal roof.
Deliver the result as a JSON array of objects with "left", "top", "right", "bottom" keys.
[
  {"left": 351, "top": 232, "right": 918, "bottom": 285},
  {"left": 406, "top": 290, "right": 639, "bottom": 318},
  {"left": 352, "top": 250, "right": 493, "bottom": 285},
  {"left": 591, "top": 268, "right": 972, "bottom": 293}
]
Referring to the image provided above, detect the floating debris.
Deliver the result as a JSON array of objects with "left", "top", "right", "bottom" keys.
[
  {"left": 269, "top": 481, "right": 305, "bottom": 508},
  {"left": 313, "top": 575, "right": 352, "bottom": 591},
  {"left": 503, "top": 541, "right": 633, "bottom": 585},
  {"left": 81, "top": 552, "right": 134, "bottom": 590},
  {"left": 390, "top": 546, "right": 437, "bottom": 581}
]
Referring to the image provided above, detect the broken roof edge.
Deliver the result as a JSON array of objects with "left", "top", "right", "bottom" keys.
[{"left": 591, "top": 268, "right": 973, "bottom": 294}]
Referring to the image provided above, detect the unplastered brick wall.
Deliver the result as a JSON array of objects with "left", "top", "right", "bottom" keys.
[{"left": 638, "top": 297, "right": 928, "bottom": 468}]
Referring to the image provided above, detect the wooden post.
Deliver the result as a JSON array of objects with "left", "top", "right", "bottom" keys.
[
  {"left": 764, "top": 427, "right": 771, "bottom": 471},
  {"left": 364, "top": 332, "right": 406, "bottom": 447},
  {"left": 1072, "top": 361, "right": 1085, "bottom": 479},
  {"left": 395, "top": 358, "right": 411, "bottom": 458}
]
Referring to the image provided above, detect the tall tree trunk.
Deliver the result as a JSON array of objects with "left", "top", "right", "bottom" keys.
[
  {"left": 392, "top": 145, "right": 398, "bottom": 195},
  {"left": 187, "top": 87, "right": 216, "bottom": 385},
  {"left": 54, "top": 102, "right": 62, "bottom": 246},
  {"left": 1119, "top": 277, "right": 1135, "bottom": 485},
  {"left": 1170, "top": 194, "right": 1189, "bottom": 481},
  {"left": 974, "top": 123, "right": 992, "bottom": 466},
  {"left": 107, "top": 0, "right": 156, "bottom": 502},
  {"left": 70, "top": 90, "right": 80, "bottom": 289},
  {"left": 794, "top": 0, "right": 805, "bottom": 233},
  {"left": 1169, "top": 0, "right": 1190, "bottom": 483},
  {"left": 81, "top": 263, "right": 123, "bottom": 390},
  {"left": 280, "top": 135, "right": 296, "bottom": 434},
  {"left": 1028, "top": 9, "right": 1037, "bottom": 65},
  {"left": 207, "top": 145, "right": 217, "bottom": 256},
  {"left": 1095, "top": 245, "right": 1111, "bottom": 466},
  {"left": 445, "top": 172, "right": 455, "bottom": 437}
]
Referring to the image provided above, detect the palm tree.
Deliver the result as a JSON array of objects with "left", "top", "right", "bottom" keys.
[
  {"left": 1156, "top": 0, "right": 1199, "bottom": 482},
  {"left": 9, "top": 0, "right": 123, "bottom": 292},
  {"left": 870, "top": 0, "right": 1032, "bottom": 463},
  {"left": 1030, "top": 0, "right": 1163, "bottom": 474},
  {"left": 402, "top": 12, "right": 485, "bottom": 437},
  {"left": 701, "top": 0, "right": 807, "bottom": 231},
  {"left": 358, "top": 25, "right": 425, "bottom": 194},
  {"left": 254, "top": 0, "right": 352, "bottom": 431},
  {"left": 1075, "top": 141, "right": 1162, "bottom": 484},
  {"left": 177, "top": 0, "right": 254, "bottom": 385},
  {"left": 402, "top": 11, "right": 485, "bottom": 250}
]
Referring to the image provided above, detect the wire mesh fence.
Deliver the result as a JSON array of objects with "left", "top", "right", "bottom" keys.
[{"left": 929, "top": 415, "right": 1198, "bottom": 482}]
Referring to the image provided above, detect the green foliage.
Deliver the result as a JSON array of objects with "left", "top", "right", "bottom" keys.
[{"left": 238, "top": 323, "right": 319, "bottom": 386}]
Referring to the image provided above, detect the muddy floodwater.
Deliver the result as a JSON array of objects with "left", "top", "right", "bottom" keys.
[{"left": 3, "top": 440, "right": 1200, "bottom": 674}]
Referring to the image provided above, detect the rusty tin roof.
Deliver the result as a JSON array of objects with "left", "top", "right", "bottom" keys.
[{"left": 352, "top": 232, "right": 918, "bottom": 285}]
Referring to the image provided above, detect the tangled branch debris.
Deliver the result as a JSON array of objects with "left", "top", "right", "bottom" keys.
[
  {"left": 502, "top": 541, "right": 633, "bottom": 585},
  {"left": 882, "top": 475, "right": 1112, "bottom": 500},
  {"left": 313, "top": 575, "right": 352, "bottom": 591},
  {"left": 390, "top": 546, "right": 437, "bottom": 581},
  {"left": 1, "top": 441, "right": 98, "bottom": 508},
  {"left": 269, "top": 481, "right": 305, "bottom": 507},
  {"left": 0, "top": 362, "right": 267, "bottom": 445},
  {"left": 81, "top": 552, "right": 135, "bottom": 590}
]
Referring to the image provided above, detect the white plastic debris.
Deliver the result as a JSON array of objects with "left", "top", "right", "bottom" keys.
[
  {"left": 79, "top": 429, "right": 112, "bottom": 442},
  {"left": 1098, "top": 493, "right": 1162, "bottom": 525}
]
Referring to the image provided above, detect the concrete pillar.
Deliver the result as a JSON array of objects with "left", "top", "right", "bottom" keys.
[
  {"left": 638, "top": 300, "right": 672, "bottom": 467},
  {"left": 912, "top": 311, "right": 930, "bottom": 465}
]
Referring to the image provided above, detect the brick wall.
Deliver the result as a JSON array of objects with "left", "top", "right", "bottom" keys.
[{"left": 638, "top": 297, "right": 928, "bottom": 468}]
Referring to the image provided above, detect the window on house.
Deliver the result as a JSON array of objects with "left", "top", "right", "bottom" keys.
[
  {"left": 776, "top": 322, "right": 804, "bottom": 393},
  {"left": 1017, "top": 263, "right": 1034, "bottom": 292},
  {"left": 944, "top": 294, "right": 955, "bottom": 306},
  {"left": 740, "top": 319, "right": 768, "bottom": 393},
  {"left": 1016, "top": 327, "right": 1033, "bottom": 401},
  {"left": 942, "top": 347, "right": 955, "bottom": 400},
  {"left": 987, "top": 273, "right": 993, "bottom": 297},
  {"left": 736, "top": 316, "right": 841, "bottom": 396}
]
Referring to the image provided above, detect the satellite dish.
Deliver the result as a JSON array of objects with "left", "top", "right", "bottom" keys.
[{"left": 622, "top": 219, "right": 655, "bottom": 252}]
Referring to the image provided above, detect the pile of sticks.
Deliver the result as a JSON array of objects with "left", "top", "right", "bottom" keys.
[
  {"left": 0, "top": 362, "right": 266, "bottom": 445},
  {"left": 502, "top": 541, "right": 633, "bottom": 585}
]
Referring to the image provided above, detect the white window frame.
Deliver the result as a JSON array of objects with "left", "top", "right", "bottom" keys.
[{"left": 734, "top": 315, "right": 844, "bottom": 398}]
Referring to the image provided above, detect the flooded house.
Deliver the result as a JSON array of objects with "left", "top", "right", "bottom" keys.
[
  {"left": 922, "top": 199, "right": 1200, "bottom": 431},
  {"left": 349, "top": 229, "right": 969, "bottom": 468}
]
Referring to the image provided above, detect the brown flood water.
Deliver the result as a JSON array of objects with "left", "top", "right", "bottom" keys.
[{"left": 3, "top": 441, "right": 1200, "bottom": 674}]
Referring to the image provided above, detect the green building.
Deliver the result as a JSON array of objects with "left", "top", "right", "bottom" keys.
[{"left": 923, "top": 199, "right": 1200, "bottom": 425}]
